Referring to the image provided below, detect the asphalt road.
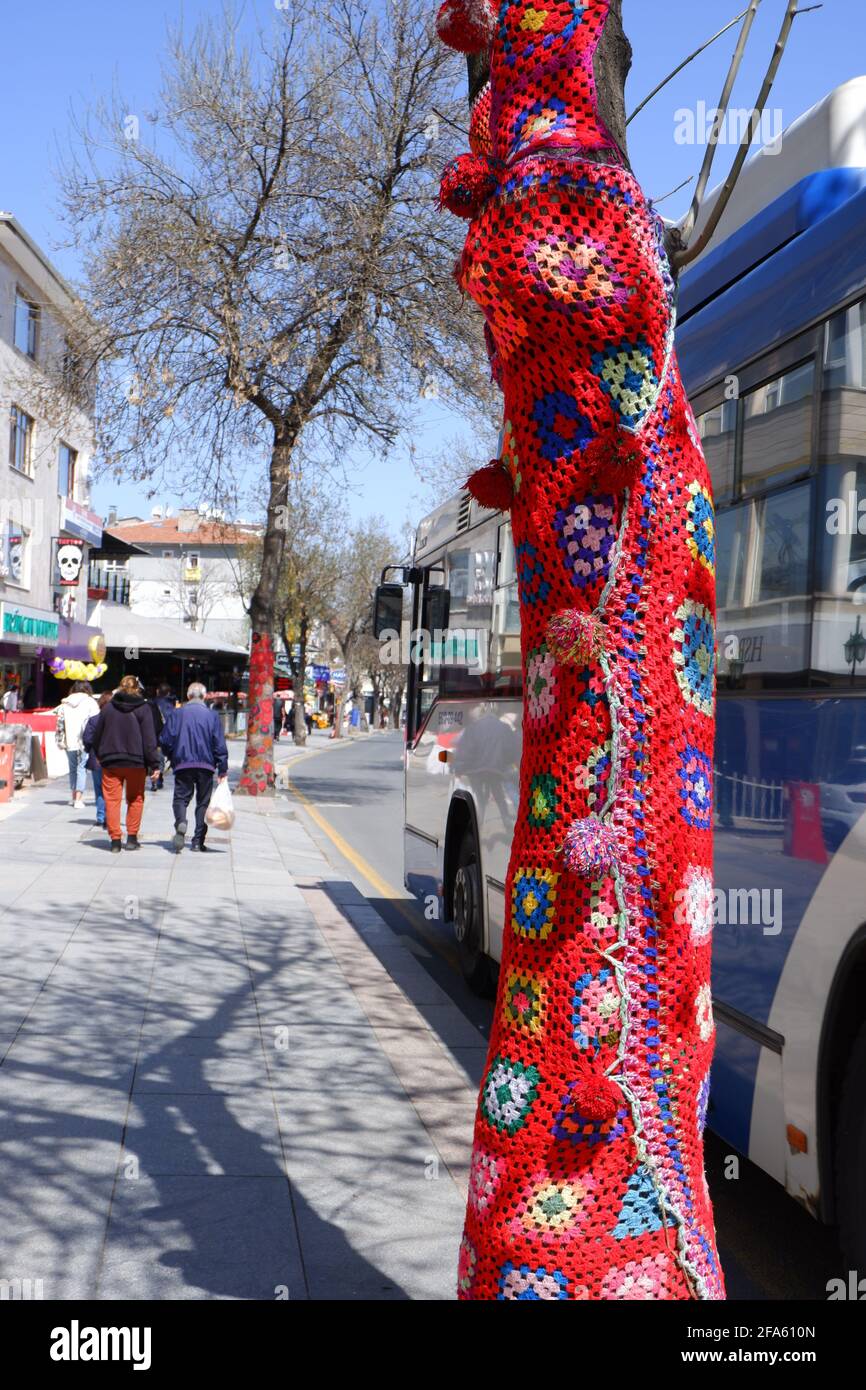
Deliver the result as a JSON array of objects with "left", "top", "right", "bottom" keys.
[{"left": 284, "top": 730, "right": 845, "bottom": 1302}]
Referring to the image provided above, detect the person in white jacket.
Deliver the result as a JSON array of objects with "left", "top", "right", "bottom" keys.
[{"left": 56, "top": 681, "right": 100, "bottom": 809}]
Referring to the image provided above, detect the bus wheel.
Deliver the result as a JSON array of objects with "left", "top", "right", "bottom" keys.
[
  {"left": 836, "top": 1019, "right": 866, "bottom": 1270},
  {"left": 453, "top": 830, "right": 493, "bottom": 997}
]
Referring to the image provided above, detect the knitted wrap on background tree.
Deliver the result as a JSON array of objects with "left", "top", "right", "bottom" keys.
[{"left": 437, "top": 0, "right": 723, "bottom": 1301}]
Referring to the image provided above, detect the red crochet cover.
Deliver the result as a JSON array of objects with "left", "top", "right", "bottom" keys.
[{"left": 437, "top": 0, "right": 724, "bottom": 1301}]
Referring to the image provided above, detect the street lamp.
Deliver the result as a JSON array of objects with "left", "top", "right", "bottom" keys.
[{"left": 844, "top": 616, "right": 866, "bottom": 685}]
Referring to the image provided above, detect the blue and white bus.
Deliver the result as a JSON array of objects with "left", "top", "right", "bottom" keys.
[{"left": 387, "top": 78, "right": 866, "bottom": 1265}]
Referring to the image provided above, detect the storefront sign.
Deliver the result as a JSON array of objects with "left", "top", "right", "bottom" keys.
[
  {"left": 312, "top": 664, "right": 330, "bottom": 683},
  {"left": 59, "top": 498, "right": 103, "bottom": 547},
  {"left": 55, "top": 538, "right": 86, "bottom": 586},
  {"left": 54, "top": 590, "right": 77, "bottom": 622},
  {"left": 0, "top": 602, "right": 59, "bottom": 647}
]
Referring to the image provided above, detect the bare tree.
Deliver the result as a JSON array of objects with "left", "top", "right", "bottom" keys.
[
  {"left": 324, "top": 516, "right": 398, "bottom": 737},
  {"left": 59, "top": 0, "right": 494, "bottom": 793},
  {"left": 238, "top": 478, "right": 344, "bottom": 744}
]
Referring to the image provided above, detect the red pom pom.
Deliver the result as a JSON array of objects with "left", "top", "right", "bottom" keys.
[
  {"left": 439, "top": 153, "right": 497, "bottom": 219},
  {"left": 436, "top": 0, "right": 495, "bottom": 53},
  {"left": 465, "top": 461, "right": 514, "bottom": 511},
  {"left": 571, "top": 1073, "right": 622, "bottom": 1122}
]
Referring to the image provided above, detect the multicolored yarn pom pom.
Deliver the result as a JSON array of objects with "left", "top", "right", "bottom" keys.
[
  {"left": 546, "top": 608, "right": 606, "bottom": 665},
  {"left": 465, "top": 460, "right": 514, "bottom": 511},
  {"left": 570, "top": 1072, "right": 622, "bottom": 1122},
  {"left": 563, "top": 816, "right": 620, "bottom": 876},
  {"left": 439, "top": 154, "right": 498, "bottom": 219},
  {"left": 436, "top": 0, "right": 495, "bottom": 53}
]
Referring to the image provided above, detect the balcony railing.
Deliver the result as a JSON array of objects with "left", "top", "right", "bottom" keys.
[{"left": 88, "top": 564, "right": 130, "bottom": 605}]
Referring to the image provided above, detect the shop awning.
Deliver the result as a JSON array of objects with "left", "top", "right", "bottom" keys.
[
  {"left": 53, "top": 621, "right": 105, "bottom": 663},
  {"left": 98, "top": 607, "right": 248, "bottom": 658}
]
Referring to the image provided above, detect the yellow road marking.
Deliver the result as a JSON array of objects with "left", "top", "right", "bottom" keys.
[{"left": 284, "top": 767, "right": 460, "bottom": 969}]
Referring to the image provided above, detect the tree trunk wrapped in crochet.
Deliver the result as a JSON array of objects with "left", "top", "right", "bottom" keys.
[{"left": 437, "top": 0, "right": 724, "bottom": 1301}]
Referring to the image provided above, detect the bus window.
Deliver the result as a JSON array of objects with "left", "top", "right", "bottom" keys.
[
  {"left": 823, "top": 298, "right": 866, "bottom": 390},
  {"left": 717, "top": 484, "right": 811, "bottom": 686},
  {"left": 812, "top": 305, "right": 866, "bottom": 685},
  {"left": 754, "top": 484, "right": 812, "bottom": 604},
  {"left": 490, "top": 521, "right": 522, "bottom": 691},
  {"left": 434, "top": 544, "right": 496, "bottom": 697},
  {"left": 741, "top": 362, "right": 814, "bottom": 495},
  {"left": 697, "top": 400, "right": 736, "bottom": 505}
]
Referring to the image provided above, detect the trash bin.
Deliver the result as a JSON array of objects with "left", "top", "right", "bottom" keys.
[
  {"left": 349, "top": 709, "right": 360, "bottom": 728},
  {"left": 0, "top": 742, "right": 14, "bottom": 802},
  {"left": 0, "top": 723, "right": 32, "bottom": 784}
]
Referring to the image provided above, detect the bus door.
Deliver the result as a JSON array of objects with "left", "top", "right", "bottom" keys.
[{"left": 404, "top": 566, "right": 453, "bottom": 903}]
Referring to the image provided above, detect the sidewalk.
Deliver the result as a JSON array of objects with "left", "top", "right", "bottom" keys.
[{"left": 0, "top": 776, "right": 482, "bottom": 1300}]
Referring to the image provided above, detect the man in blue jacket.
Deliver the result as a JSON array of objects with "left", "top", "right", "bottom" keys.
[{"left": 159, "top": 682, "right": 228, "bottom": 852}]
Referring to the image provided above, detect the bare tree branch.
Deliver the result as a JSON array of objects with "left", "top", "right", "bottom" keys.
[
  {"left": 677, "top": 0, "right": 763, "bottom": 250},
  {"left": 627, "top": 5, "right": 763, "bottom": 127},
  {"left": 672, "top": 0, "right": 816, "bottom": 271}
]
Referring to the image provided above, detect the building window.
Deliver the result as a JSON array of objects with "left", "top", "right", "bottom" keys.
[
  {"left": 1, "top": 519, "right": 28, "bottom": 586},
  {"left": 14, "top": 291, "right": 39, "bottom": 359},
  {"left": 9, "top": 406, "right": 34, "bottom": 476},
  {"left": 58, "top": 442, "right": 77, "bottom": 498},
  {"left": 741, "top": 362, "right": 814, "bottom": 496}
]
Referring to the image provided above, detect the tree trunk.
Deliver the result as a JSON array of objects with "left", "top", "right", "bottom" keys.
[
  {"left": 292, "top": 612, "right": 309, "bottom": 745},
  {"left": 237, "top": 433, "right": 293, "bottom": 796},
  {"left": 451, "top": 0, "right": 723, "bottom": 1301},
  {"left": 593, "top": 0, "right": 632, "bottom": 164},
  {"left": 331, "top": 687, "right": 345, "bottom": 739}
]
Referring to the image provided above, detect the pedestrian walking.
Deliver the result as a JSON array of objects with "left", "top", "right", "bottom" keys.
[
  {"left": 160, "top": 681, "right": 228, "bottom": 852},
  {"left": 273, "top": 692, "right": 284, "bottom": 742},
  {"left": 82, "top": 690, "right": 113, "bottom": 828},
  {"left": 88, "top": 675, "right": 160, "bottom": 851},
  {"left": 149, "top": 682, "right": 176, "bottom": 788},
  {"left": 55, "top": 681, "right": 100, "bottom": 809},
  {"left": 304, "top": 702, "right": 313, "bottom": 738}
]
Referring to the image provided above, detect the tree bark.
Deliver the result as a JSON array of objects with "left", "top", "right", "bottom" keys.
[{"left": 593, "top": 0, "right": 632, "bottom": 164}]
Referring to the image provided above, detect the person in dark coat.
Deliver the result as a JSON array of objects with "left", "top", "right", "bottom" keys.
[
  {"left": 88, "top": 675, "right": 160, "bottom": 851},
  {"left": 273, "top": 693, "right": 285, "bottom": 742},
  {"left": 160, "top": 681, "right": 228, "bottom": 852},
  {"left": 82, "top": 690, "right": 113, "bottom": 828},
  {"left": 149, "top": 682, "right": 176, "bottom": 789}
]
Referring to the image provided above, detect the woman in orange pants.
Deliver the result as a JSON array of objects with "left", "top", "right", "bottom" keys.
[{"left": 88, "top": 675, "right": 160, "bottom": 851}]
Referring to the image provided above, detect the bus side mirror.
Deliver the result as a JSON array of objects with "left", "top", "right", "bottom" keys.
[
  {"left": 373, "top": 583, "right": 404, "bottom": 638},
  {"left": 425, "top": 586, "right": 450, "bottom": 635}
]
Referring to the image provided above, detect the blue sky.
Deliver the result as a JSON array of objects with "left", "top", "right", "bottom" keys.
[{"left": 3, "top": 0, "right": 860, "bottom": 533}]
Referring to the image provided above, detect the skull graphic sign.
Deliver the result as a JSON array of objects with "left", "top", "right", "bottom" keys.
[{"left": 56, "top": 538, "right": 85, "bottom": 587}]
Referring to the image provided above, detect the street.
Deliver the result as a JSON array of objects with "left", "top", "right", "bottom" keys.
[{"left": 0, "top": 731, "right": 847, "bottom": 1302}]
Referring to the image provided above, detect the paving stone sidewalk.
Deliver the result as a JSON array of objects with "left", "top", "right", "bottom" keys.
[{"left": 0, "top": 776, "right": 481, "bottom": 1300}]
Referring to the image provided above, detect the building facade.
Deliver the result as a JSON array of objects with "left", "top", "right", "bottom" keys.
[
  {"left": 0, "top": 214, "right": 103, "bottom": 707},
  {"left": 103, "top": 510, "right": 257, "bottom": 651}
]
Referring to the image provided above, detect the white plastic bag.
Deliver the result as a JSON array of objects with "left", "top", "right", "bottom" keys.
[{"left": 206, "top": 778, "right": 235, "bottom": 831}]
